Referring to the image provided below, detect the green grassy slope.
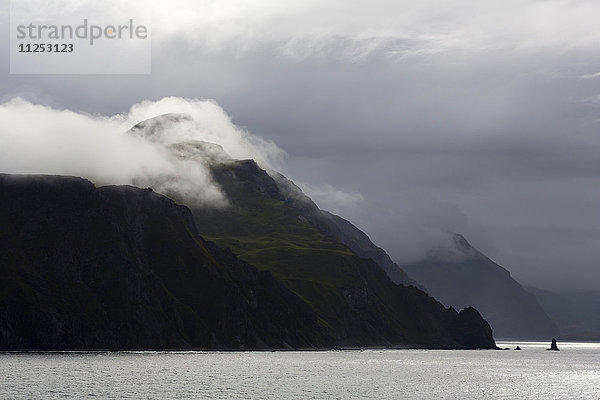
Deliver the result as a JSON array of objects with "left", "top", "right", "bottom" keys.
[{"left": 189, "top": 160, "right": 496, "bottom": 348}]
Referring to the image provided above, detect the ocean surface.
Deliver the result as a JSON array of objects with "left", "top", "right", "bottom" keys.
[{"left": 1, "top": 341, "right": 598, "bottom": 399}]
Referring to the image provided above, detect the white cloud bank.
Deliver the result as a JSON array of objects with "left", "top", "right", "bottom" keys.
[
  {"left": 0, "top": 96, "right": 360, "bottom": 213},
  {"left": 15, "top": 0, "right": 600, "bottom": 60},
  {"left": 146, "top": 0, "right": 600, "bottom": 57},
  {"left": 298, "top": 182, "right": 364, "bottom": 218},
  {"left": 0, "top": 96, "right": 287, "bottom": 206}
]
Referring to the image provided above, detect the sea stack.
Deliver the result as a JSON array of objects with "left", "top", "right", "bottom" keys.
[{"left": 547, "top": 338, "right": 560, "bottom": 351}]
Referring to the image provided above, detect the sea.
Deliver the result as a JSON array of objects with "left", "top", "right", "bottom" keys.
[{"left": 1, "top": 341, "right": 598, "bottom": 399}]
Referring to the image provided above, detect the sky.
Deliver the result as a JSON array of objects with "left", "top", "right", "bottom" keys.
[{"left": 1, "top": 0, "right": 600, "bottom": 291}]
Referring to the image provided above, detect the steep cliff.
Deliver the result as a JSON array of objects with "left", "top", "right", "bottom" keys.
[
  {"left": 0, "top": 174, "right": 326, "bottom": 350},
  {"left": 0, "top": 173, "right": 496, "bottom": 349},
  {"left": 189, "top": 160, "right": 496, "bottom": 348}
]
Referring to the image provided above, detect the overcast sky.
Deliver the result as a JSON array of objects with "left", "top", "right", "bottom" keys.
[{"left": 1, "top": 0, "right": 600, "bottom": 291}]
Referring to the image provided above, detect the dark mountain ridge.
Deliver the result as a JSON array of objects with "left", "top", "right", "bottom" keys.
[
  {"left": 0, "top": 173, "right": 496, "bottom": 349},
  {"left": 268, "top": 170, "right": 421, "bottom": 288},
  {"left": 186, "top": 159, "right": 495, "bottom": 348},
  {"left": 0, "top": 174, "right": 327, "bottom": 350},
  {"left": 128, "top": 112, "right": 422, "bottom": 288},
  {"left": 403, "top": 234, "right": 558, "bottom": 339}
]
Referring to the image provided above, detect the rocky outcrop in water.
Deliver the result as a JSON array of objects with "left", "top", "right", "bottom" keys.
[{"left": 547, "top": 338, "right": 559, "bottom": 351}]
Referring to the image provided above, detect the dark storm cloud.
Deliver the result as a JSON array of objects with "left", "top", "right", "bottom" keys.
[{"left": 2, "top": 0, "right": 600, "bottom": 290}]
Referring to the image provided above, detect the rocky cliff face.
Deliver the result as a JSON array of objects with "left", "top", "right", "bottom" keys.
[
  {"left": 403, "top": 234, "right": 558, "bottom": 339},
  {"left": 0, "top": 173, "right": 496, "bottom": 349},
  {"left": 122, "top": 114, "right": 498, "bottom": 349},
  {"left": 127, "top": 114, "right": 418, "bottom": 288},
  {"left": 0, "top": 174, "right": 327, "bottom": 350},
  {"left": 186, "top": 160, "right": 496, "bottom": 348}
]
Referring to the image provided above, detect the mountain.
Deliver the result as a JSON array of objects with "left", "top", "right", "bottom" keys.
[
  {"left": 134, "top": 114, "right": 497, "bottom": 348},
  {"left": 525, "top": 286, "right": 600, "bottom": 339},
  {"left": 403, "top": 234, "right": 558, "bottom": 339},
  {"left": 0, "top": 173, "right": 495, "bottom": 349},
  {"left": 0, "top": 111, "right": 500, "bottom": 350},
  {"left": 133, "top": 113, "right": 418, "bottom": 288},
  {"left": 0, "top": 174, "right": 327, "bottom": 350},
  {"left": 190, "top": 160, "right": 494, "bottom": 348},
  {"left": 128, "top": 110, "right": 497, "bottom": 349}
]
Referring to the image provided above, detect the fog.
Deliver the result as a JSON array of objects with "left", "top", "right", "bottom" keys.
[
  {"left": 0, "top": 97, "right": 285, "bottom": 206},
  {"left": 1, "top": 0, "right": 600, "bottom": 290}
]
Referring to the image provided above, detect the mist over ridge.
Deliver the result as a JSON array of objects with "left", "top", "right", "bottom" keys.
[
  {"left": 0, "top": 96, "right": 461, "bottom": 267},
  {"left": 1, "top": 91, "right": 598, "bottom": 291}
]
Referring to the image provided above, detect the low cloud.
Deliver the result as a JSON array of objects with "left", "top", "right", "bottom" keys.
[
  {"left": 578, "top": 72, "right": 600, "bottom": 80},
  {"left": 3, "top": 0, "right": 600, "bottom": 290},
  {"left": 0, "top": 96, "right": 286, "bottom": 206},
  {"left": 297, "top": 181, "right": 364, "bottom": 217},
  {"left": 0, "top": 98, "right": 170, "bottom": 184},
  {"left": 147, "top": 0, "right": 600, "bottom": 57}
]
